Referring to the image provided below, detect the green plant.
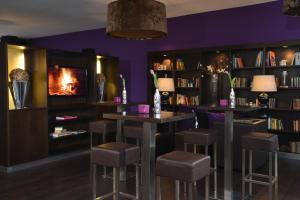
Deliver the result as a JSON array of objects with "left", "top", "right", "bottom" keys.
[{"left": 150, "top": 69, "right": 158, "bottom": 89}]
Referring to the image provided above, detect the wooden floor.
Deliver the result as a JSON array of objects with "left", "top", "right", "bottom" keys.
[{"left": 1, "top": 154, "right": 300, "bottom": 200}]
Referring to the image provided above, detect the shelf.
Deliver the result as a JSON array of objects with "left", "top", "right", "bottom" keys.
[
  {"left": 268, "top": 129, "right": 300, "bottom": 135},
  {"left": 233, "top": 87, "right": 250, "bottom": 90},
  {"left": 277, "top": 87, "right": 300, "bottom": 90},
  {"left": 50, "top": 131, "right": 89, "bottom": 140},
  {"left": 49, "top": 115, "right": 94, "bottom": 125},
  {"left": 265, "top": 65, "right": 300, "bottom": 69},
  {"left": 175, "top": 70, "right": 202, "bottom": 73},
  {"left": 154, "top": 70, "right": 173, "bottom": 73},
  {"left": 48, "top": 104, "right": 94, "bottom": 111},
  {"left": 176, "top": 87, "right": 201, "bottom": 90},
  {"left": 231, "top": 67, "right": 262, "bottom": 70}
]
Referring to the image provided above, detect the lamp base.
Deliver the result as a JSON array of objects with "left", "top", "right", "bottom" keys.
[
  {"left": 258, "top": 92, "right": 269, "bottom": 108},
  {"left": 161, "top": 92, "right": 169, "bottom": 111}
]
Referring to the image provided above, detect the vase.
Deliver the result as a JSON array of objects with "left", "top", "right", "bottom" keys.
[
  {"left": 209, "top": 74, "right": 218, "bottom": 106},
  {"left": 122, "top": 88, "right": 127, "bottom": 104},
  {"left": 97, "top": 81, "right": 105, "bottom": 102},
  {"left": 8, "top": 81, "right": 29, "bottom": 109},
  {"left": 153, "top": 89, "right": 161, "bottom": 114},
  {"left": 229, "top": 88, "right": 236, "bottom": 108}
]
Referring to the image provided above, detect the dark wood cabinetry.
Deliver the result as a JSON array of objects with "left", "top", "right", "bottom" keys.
[
  {"left": 0, "top": 37, "right": 119, "bottom": 167},
  {"left": 148, "top": 40, "right": 300, "bottom": 155}
]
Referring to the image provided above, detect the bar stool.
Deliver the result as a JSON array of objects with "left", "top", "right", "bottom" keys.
[
  {"left": 156, "top": 151, "right": 211, "bottom": 200},
  {"left": 181, "top": 128, "right": 218, "bottom": 199},
  {"left": 124, "top": 125, "right": 143, "bottom": 146},
  {"left": 241, "top": 132, "right": 279, "bottom": 200},
  {"left": 89, "top": 120, "right": 116, "bottom": 178},
  {"left": 91, "top": 142, "right": 140, "bottom": 200}
]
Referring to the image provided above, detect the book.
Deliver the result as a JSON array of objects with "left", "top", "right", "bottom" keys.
[
  {"left": 295, "top": 52, "right": 300, "bottom": 65},
  {"left": 56, "top": 116, "right": 78, "bottom": 121},
  {"left": 255, "top": 51, "right": 263, "bottom": 67}
]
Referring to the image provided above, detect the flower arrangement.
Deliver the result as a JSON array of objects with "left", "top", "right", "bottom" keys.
[
  {"left": 150, "top": 69, "right": 158, "bottom": 89},
  {"left": 206, "top": 65, "right": 236, "bottom": 88},
  {"left": 119, "top": 74, "right": 126, "bottom": 89}
]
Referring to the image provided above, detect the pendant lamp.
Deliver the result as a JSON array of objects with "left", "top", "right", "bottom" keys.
[
  {"left": 283, "top": 0, "right": 300, "bottom": 16},
  {"left": 106, "top": 0, "right": 167, "bottom": 40}
]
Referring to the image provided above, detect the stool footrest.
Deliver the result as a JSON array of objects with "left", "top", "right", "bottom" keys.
[
  {"left": 120, "top": 192, "right": 138, "bottom": 199},
  {"left": 244, "top": 173, "right": 277, "bottom": 186},
  {"left": 96, "top": 192, "right": 114, "bottom": 200}
]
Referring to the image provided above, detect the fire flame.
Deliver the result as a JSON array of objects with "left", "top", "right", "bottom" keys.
[{"left": 49, "top": 68, "right": 80, "bottom": 95}]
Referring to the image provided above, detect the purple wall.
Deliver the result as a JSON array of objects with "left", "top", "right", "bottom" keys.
[{"left": 30, "top": 1, "right": 300, "bottom": 102}]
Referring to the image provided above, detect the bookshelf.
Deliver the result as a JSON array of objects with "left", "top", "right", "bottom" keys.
[{"left": 148, "top": 40, "right": 300, "bottom": 155}]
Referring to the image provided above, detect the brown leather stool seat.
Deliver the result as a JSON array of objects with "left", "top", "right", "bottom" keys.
[
  {"left": 91, "top": 142, "right": 140, "bottom": 200},
  {"left": 241, "top": 132, "right": 279, "bottom": 200},
  {"left": 182, "top": 128, "right": 218, "bottom": 146},
  {"left": 92, "top": 142, "right": 140, "bottom": 167},
  {"left": 156, "top": 151, "right": 210, "bottom": 200},
  {"left": 241, "top": 132, "right": 279, "bottom": 152},
  {"left": 156, "top": 151, "right": 210, "bottom": 182}
]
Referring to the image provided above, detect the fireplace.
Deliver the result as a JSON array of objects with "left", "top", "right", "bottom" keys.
[{"left": 48, "top": 67, "right": 87, "bottom": 96}]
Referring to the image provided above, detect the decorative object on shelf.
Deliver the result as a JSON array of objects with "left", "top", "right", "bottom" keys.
[
  {"left": 227, "top": 72, "right": 236, "bottom": 108},
  {"left": 220, "top": 99, "right": 228, "bottom": 107},
  {"left": 251, "top": 75, "right": 277, "bottom": 108},
  {"left": 114, "top": 96, "right": 121, "bottom": 104},
  {"left": 192, "top": 109, "right": 198, "bottom": 128},
  {"left": 281, "top": 71, "right": 289, "bottom": 88},
  {"left": 106, "top": 0, "right": 167, "bottom": 39},
  {"left": 120, "top": 74, "right": 127, "bottom": 104},
  {"left": 283, "top": 0, "right": 300, "bottom": 16},
  {"left": 8, "top": 68, "right": 29, "bottom": 109},
  {"left": 150, "top": 70, "right": 161, "bottom": 114},
  {"left": 158, "top": 77, "right": 175, "bottom": 110},
  {"left": 138, "top": 104, "right": 150, "bottom": 114},
  {"left": 209, "top": 73, "right": 219, "bottom": 107},
  {"left": 96, "top": 73, "right": 106, "bottom": 102}
]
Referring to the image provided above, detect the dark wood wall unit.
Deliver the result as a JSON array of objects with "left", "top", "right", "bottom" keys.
[
  {"left": 9, "top": 108, "right": 48, "bottom": 165},
  {"left": 101, "top": 57, "right": 119, "bottom": 101},
  {"left": 0, "top": 41, "right": 9, "bottom": 166},
  {"left": 148, "top": 39, "right": 300, "bottom": 155},
  {"left": 0, "top": 37, "right": 119, "bottom": 166}
]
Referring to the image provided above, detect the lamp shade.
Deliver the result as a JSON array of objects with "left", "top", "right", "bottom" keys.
[
  {"left": 106, "top": 0, "right": 167, "bottom": 40},
  {"left": 251, "top": 75, "right": 277, "bottom": 92},
  {"left": 158, "top": 78, "right": 175, "bottom": 92}
]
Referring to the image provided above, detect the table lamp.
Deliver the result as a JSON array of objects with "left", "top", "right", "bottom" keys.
[
  {"left": 251, "top": 75, "right": 277, "bottom": 108},
  {"left": 158, "top": 78, "right": 175, "bottom": 110}
]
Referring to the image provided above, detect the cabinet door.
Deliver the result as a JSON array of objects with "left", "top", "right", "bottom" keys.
[{"left": 9, "top": 108, "right": 48, "bottom": 165}]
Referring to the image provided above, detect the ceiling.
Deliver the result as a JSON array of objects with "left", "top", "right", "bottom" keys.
[{"left": 0, "top": 0, "right": 275, "bottom": 39}]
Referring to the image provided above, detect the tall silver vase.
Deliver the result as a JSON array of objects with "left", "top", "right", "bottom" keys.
[
  {"left": 154, "top": 89, "right": 161, "bottom": 114},
  {"left": 9, "top": 81, "right": 29, "bottom": 109},
  {"left": 209, "top": 74, "right": 218, "bottom": 106},
  {"left": 97, "top": 81, "right": 105, "bottom": 102},
  {"left": 229, "top": 88, "right": 236, "bottom": 108},
  {"left": 122, "top": 88, "right": 127, "bottom": 104}
]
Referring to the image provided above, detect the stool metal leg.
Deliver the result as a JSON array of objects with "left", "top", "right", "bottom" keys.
[
  {"left": 249, "top": 150, "right": 253, "bottom": 196},
  {"left": 92, "top": 163, "right": 97, "bottom": 200},
  {"left": 135, "top": 163, "right": 140, "bottom": 199},
  {"left": 175, "top": 180, "right": 180, "bottom": 200},
  {"left": 184, "top": 143, "right": 188, "bottom": 194},
  {"left": 113, "top": 168, "right": 120, "bottom": 200},
  {"left": 193, "top": 144, "right": 198, "bottom": 186},
  {"left": 188, "top": 183, "right": 193, "bottom": 200},
  {"left": 213, "top": 143, "right": 218, "bottom": 199},
  {"left": 102, "top": 133, "right": 107, "bottom": 178},
  {"left": 269, "top": 152, "right": 273, "bottom": 200},
  {"left": 156, "top": 176, "right": 161, "bottom": 200},
  {"left": 90, "top": 132, "right": 94, "bottom": 182},
  {"left": 242, "top": 148, "right": 246, "bottom": 200},
  {"left": 275, "top": 151, "right": 278, "bottom": 200},
  {"left": 205, "top": 175, "right": 210, "bottom": 200}
]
